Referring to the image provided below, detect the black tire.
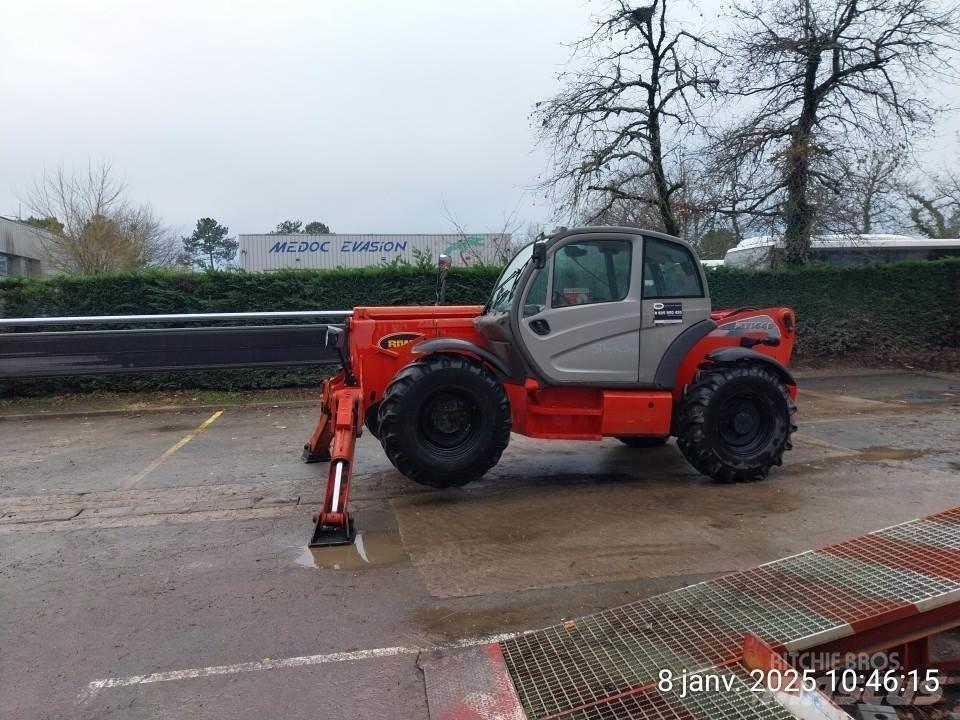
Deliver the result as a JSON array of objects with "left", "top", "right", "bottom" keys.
[
  {"left": 378, "top": 355, "right": 511, "bottom": 488},
  {"left": 364, "top": 403, "right": 381, "bottom": 439},
  {"left": 676, "top": 364, "right": 796, "bottom": 483},
  {"left": 616, "top": 436, "right": 669, "bottom": 448}
]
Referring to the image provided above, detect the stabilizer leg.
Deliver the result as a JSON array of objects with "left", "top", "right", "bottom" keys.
[
  {"left": 309, "top": 385, "right": 363, "bottom": 547},
  {"left": 301, "top": 374, "right": 344, "bottom": 463}
]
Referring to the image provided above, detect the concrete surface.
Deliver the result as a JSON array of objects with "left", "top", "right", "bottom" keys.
[{"left": 0, "top": 370, "right": 957, "bottom": 719}]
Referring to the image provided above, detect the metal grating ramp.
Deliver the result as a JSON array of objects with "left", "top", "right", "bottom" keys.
[
  {"left": 421, "top": 507, "right": 960, "bottom": 720},
  {"left": 557, "top": 667, "right": 797, "bottom": 720}
]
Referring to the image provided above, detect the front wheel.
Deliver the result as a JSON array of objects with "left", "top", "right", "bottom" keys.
[
  {"left": 364, "top": 403, "right": 381, "bottom": 439},
  {"left": 676, "top": 364, "right": 796, "bottom": 483},
  {"left": 378, "top": 355, "right": 511, "bottom": 488}
]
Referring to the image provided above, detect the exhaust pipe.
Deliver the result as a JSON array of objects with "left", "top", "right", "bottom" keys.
[{"left": 435, "top": 254, "right": 452, "bottom": 305}]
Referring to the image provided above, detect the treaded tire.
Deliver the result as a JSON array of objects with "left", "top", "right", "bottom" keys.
[
  {"left": 378, "top": 355, "right": 511, "bottom": 488},
  {"left": 617, "top": 436, "right": 669, "bottom": 448},
  {"left": 364, "top": 403, "right": 381, "bottom": 440},
  {"left": 676, "top": 363, "right": 796, "bottom": 483}
]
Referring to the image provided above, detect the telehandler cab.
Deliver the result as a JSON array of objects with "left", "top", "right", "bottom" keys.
[{"left": 303, "top": 227, "right": 797, "bottom": 545}]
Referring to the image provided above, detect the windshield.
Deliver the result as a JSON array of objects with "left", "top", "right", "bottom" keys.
[{"left": 487, "top": 243, "right": 534, "bottom": 313}]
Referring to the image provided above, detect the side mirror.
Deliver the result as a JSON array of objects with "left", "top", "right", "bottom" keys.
[{"left": 532, "top": 241, "right": 547, "bottom": 269}]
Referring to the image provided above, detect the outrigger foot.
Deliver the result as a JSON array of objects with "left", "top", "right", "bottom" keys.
[
  {"left": 301, "top": 444, "right": 331, "bottom": 463},
  {"left": 309, "top": 515, "right": 355, "bottom": 547}
]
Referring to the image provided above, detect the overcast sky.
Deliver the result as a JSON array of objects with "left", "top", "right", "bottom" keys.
[{"left": 2, "top": 0, "right": 958, "bottom": 238}]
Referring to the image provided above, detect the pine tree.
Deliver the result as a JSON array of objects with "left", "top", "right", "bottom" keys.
[{"left": 182, "top": 218, "right": 237, "bottom": 270}]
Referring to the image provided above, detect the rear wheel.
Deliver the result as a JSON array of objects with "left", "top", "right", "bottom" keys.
[
  {"left": 616, "top": 436, "right": 669, "bottom": 448},
  {"left": 378, "top": 355, "right": 511, "bottom": 487},
  {"left": 676, "top": 364, "right": 795, "bottom": 483}
]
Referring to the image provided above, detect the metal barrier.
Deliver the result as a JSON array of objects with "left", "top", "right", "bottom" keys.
[
  {"left": 0, "top": 310, "right": 352, "bottom": 327},
  {"left": 0, "top": 311, "right": 351, "bottom": 378}
]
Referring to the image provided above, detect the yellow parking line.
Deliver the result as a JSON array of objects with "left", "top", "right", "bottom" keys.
[{"left": 121, "top": 411, "right": 224, "bottom": 490}]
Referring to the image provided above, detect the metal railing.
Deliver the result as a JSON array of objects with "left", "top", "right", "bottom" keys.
[
  {"left": 0, "top": 311, "right": 352, "bottom": 378},
  {"left": 0, "top": 310, "right": 353, "bottom": 327}
]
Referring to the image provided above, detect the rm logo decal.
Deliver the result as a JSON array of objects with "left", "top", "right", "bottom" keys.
[{"left": 378, "top": 333, "right": 421, "bottom": 350}]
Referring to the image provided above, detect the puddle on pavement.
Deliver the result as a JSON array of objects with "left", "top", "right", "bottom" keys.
[
  {"left": 152, "top": 423, "right": 196, "bottom": 432},
  {"left": 857, "top": 446, "right": 928, "bottom": 461},
  {"left": 125, "top": 422, "right": 196, "bottom": 434},
  {"left": 415, "top": 603, "right": 540, "bottom": 638},
  {"left": 295, "top": 530, "right": 407, "bottom": 570}
]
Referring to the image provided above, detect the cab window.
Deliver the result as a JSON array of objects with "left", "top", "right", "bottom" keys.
[
  {"left": 551, "top": 240, "right": 631, "bottom": 308},
  {"left": 522, "top": 269, "right": 548, "bottom": 317},
  {"left": 642, "top": 237, "right": 704, "bottom": 298},
  {"left": 488, "top": 243, "right": 533, "bottom": 313}
]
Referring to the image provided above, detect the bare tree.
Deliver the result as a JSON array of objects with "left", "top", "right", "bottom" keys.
[
  {"left": 27, "top": 163, "right": 178, "bottom": 274},
  {"left": 907, "top": 158, "right": 960, "bottom": 238},
  {"left": 908, "top": 192, "right": 959, "bottom": 237},
  {"left": 581, "top": 150, "right": 742, "bottom": 259},
  {"left": 441, "top": 198, "right": 520, "bottom": 265},
  {"left": 585, "top": 177, "right": 666, "bottom": 229},
  {"left": 842, "top": 149, "right": 906, "bottom": 235},
  {"left": 717, "top": 0, "right": 960, "bottom": 263},
  {"left": 536, "top": 1, "right": 718, "bottom": 236},
  {"left": 818, "top": 146, "right": 910, "bottom": 234},
  {"left": 519, "top": 221, "right": 547, "bottom": 246}
]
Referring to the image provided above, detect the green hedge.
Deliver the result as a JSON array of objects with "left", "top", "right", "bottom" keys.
[
  {"left": 0, "top": 265, "right": 501, "bottom": 318},
  {"left": 0, "top": 266, "right": 501, "bottom": 395},
  {"left": 709, "top": 259, "right": 960, "bottom": 356},
  {"left": 2, "top": 260, "right": 958, "bottom": 394}
]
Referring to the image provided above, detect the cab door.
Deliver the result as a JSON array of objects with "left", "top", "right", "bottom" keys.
[
  {"left": 514, "top": 232, "right": 642, "bottom": 385},
  {"left": 637, "top": 235, "right": 712, "bottom": 385}
]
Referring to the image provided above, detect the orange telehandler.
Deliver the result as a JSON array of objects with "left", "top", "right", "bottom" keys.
[{"left": 302, "top": 227, "right": 797, "bottom": 545}]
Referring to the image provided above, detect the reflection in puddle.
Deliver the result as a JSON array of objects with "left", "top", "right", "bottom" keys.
[
  {"left": 858, "top": 446, "right": 927, "bottom": 461},
  {"left": 295, "top": 530, "right": 407, "bottom": 570}
]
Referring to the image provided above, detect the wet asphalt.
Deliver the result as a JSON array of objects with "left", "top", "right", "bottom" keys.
[{"left": 0, "top": 369, "right": 957, "bottom": 719}]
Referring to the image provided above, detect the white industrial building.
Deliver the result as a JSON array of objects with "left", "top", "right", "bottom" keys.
[
  {"left": 724, "top": 234, "right": 960, "bottom": 269},
  {"left": 0, "top": 216, "right": 52, "bottom": 277},
  {"left": 237, "top": 233, "right": 509, "bottom": 271}
]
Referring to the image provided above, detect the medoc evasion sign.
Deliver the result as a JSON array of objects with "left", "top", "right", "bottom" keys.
[
  {"left": 268, "top": 238, "right": 408, "bottom": 254},
  {"left": 237, "top": 233, "right": 506, "bottom": 271}
]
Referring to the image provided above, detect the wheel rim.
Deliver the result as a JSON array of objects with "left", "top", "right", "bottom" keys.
[
  {"left": 716, "top": 394, "right": 773, "bottom": 456},
  {"left": 419, "top": 390, "right": 479, "bottom": 450}
]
